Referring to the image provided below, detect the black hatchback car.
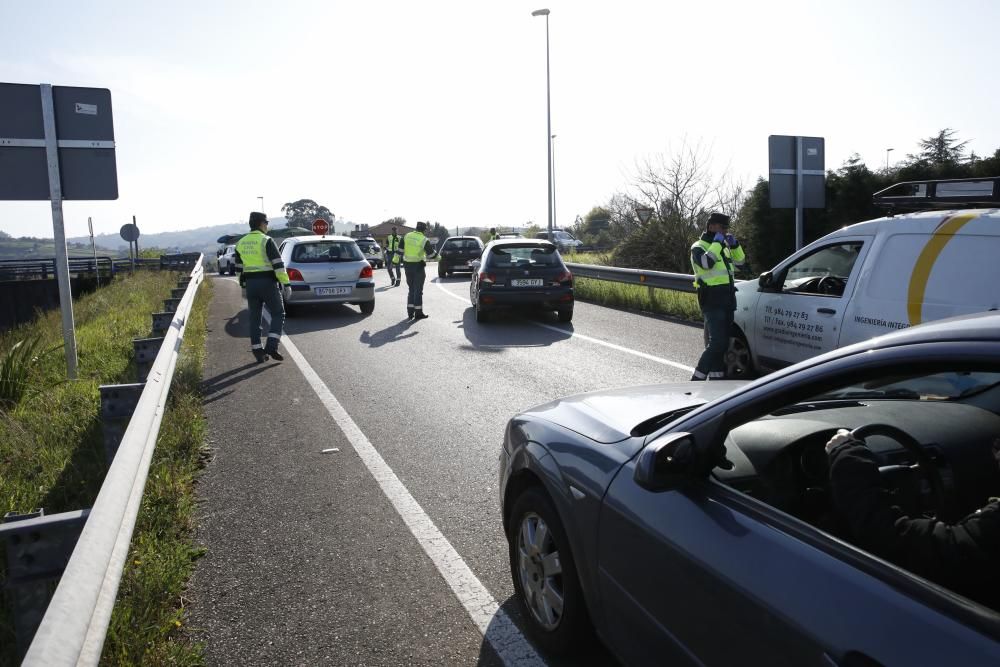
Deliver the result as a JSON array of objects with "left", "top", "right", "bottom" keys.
[
  {"left": 470, "top": 240, "right": 573, "bottom": 323},
  {"left": 500, "top": 312, "right": 1000, "bottom": 665},
  {"left": 437, "top": 235, "right": 485, "bottom": 278}
]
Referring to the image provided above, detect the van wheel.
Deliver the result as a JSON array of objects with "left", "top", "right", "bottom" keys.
[{"left": 725, "top": 331, "right": 755, "bottom": 379}]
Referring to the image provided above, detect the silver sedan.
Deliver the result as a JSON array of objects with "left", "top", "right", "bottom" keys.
[{"left": 278, "top": 236, "right": 375, "bottom": 315}]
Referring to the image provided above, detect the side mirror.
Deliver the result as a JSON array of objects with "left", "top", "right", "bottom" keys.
[
  {"left": 758, "top": 271, "right": 774, "bottom": 290},
  {"left": 634, "top": 432, "right": 696, "bottom": 491}
]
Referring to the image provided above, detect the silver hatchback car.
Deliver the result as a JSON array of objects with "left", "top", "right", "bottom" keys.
[{"left": 278, "top": 235, "right": 376, "bottom": 315}]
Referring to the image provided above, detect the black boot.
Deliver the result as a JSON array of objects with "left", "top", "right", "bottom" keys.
[
  {"left": 264, "top": 342, "right": 284, "bottom": 362},
  {"left": 412, "top": 310, "right": 429, "bottom": 320},
  {"left": 252, "top": 349, "right": 268, "bottom": 363}
]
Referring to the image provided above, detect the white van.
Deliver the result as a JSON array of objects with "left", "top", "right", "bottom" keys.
[{"left": 730, "top": 177, "right": 1000, "bottom": 377}]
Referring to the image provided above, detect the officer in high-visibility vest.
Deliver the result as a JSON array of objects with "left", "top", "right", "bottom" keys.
[
  {"left": 489, "top": 227, "right": 498, "bottom": 242},
  {"left": 689, "top": 212, "right": 746, "bottom": 380},
  {"left": 400, "top": 221, "right": 437, "bottom": 320},
  {"left": 235, "top": 212, "right": 290, "bottom": 362},
  {"left": 384, "top": 226, "right": 402, "bottom": 287}
]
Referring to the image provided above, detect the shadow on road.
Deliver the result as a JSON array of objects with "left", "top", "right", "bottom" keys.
[
  {"left": 359, "top": 319, "right": 419, "bottom": 348},
  {"left": 458, "top": 308, "right": 573, "bottom": 353},
  {"left": 280, "top": 304, "right": 371, "bottom": 334},
  {"left": 201, "top": 361, "right": 277, "bottom": 405}
]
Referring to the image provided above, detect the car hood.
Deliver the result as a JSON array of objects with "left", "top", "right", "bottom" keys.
[{"left": 524, "top": 381, "right": 746, "bottom": 444}]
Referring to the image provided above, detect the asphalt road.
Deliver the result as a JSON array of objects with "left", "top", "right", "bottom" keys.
[{"left": 188, "top": 268, "right": 705, "bottom": 666}]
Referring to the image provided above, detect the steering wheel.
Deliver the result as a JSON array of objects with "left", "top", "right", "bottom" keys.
[
  {"left": 816, "top": 275, "right": 845, "bottom": 296},
  {"left": 849, "top": 424, "right": 954, "bottom": 521}
]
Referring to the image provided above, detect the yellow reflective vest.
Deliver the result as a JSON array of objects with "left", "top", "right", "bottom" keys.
[
  {"left": 403, "top": 231, "right": 428, "bottom": 263},
  {"left": 236, "top": 230, "right": 290, "bottom": 284}
]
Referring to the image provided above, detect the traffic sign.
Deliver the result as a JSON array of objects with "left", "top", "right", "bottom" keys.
[
  {"left": 312, "top": 219, "right": 329, "bottom": 236},
  {"left": 119, "top": 223, "right": 139, "bottom": 242}
]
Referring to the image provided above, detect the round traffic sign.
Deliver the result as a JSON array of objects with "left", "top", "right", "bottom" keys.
[
  {"left": 312, "top": 219, "right": 329, "bottom": 236},
  {"left": 119, "top": 223, "right": 140, "bottom": 242}
]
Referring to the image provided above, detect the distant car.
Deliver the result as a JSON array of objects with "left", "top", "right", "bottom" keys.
[
  {"left": 355, "top": 237, "right": 383, "bottom": 268},
  {"left": 217, "top": 245, "right": 237, "bottom": 275},
  {"left": 533, "top": 230, "right": 583, "bottom": 252},
  {"left": 499, "top": 311, "right": 1000, "bottom": 664},
  {"left": 437, "top": 236, "right": 485, "bottom": 278},
  {"left": 277, "top": 236, "right": 375, "bottom": 315},
  {"left": 469, "top": 239, "right": 573, "bottom": 322}
]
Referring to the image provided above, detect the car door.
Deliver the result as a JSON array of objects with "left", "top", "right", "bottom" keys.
[{"left": 753, "top": 239, "right": 869, "bottom": 370}]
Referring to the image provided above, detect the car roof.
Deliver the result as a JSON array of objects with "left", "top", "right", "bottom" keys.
[
  {"left": 489, "top": 238, "right": 556, "bottom": 247},
  {"left": 829, "top": 208, "right": 1000, "bottom": 238},
  {"left": 444, "top": 236, "right": 482, "bottom": 241}
]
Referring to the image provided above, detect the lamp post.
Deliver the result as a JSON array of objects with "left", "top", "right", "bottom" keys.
[
  {"left": 532, "top": 8, "right": 553, "bottom": 237},
  {"left": 885, "top": 148, "right": 894, "bottom": 171},
  {"left": 551, "top": 134, "right": 557, "bottom": 229},
  {"left": 257, "top": 196, "right": 264, "bottom": 214}
]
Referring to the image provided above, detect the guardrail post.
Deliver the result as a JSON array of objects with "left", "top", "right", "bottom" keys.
[
  {"left": 163, "top": 297, "right": 181, "bottom": 313},
  {"left": 99, "top": 383, "right": 146, "bottom": 463},
  {"left": 151, "top": 311, "right": 174, "bottom": 337},
  {"left": 1, "top": 509, "right": 90, "bottom": 659},
  {"left": 177, "top": 276, "right": 191, "bottom": 287},
  {"left": 133, "top": 337, "right": 165, "bottom": 382},
  {"left": 170, "top": 287, "right": 186, "bottom": 299}
]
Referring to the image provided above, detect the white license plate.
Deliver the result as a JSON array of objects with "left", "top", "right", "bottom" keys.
[
  {"left": 511, "top": 278, "right": 543, "bottom": 287},
  {"left": 315, "top": 287, "right": 350, "bottom": 296}
]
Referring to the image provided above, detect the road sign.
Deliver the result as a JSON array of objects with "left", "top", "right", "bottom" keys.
[
  {"left": 312, "top": 219, "right": 329, "bottom": 236},
  {"left": 635, "top": 207, "right": 654, "bottom": 224},
  {"left": 119, "top": 223, "right": 140, "bottom": 242},
  {"left": 768, "top": 135, "right": 826, "bottom": 251}
]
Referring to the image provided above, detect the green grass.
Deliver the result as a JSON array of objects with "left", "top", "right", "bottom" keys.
[
  {"left": 564, "top": 251, "right": 702, "bottom": 322},
  {"left": 0, "top": 272, "right": 210, "bottom": 666}
]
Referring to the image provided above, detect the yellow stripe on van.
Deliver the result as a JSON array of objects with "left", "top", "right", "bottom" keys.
[{"left": 906, "top": 212, "right": 980, "bottom": 325}]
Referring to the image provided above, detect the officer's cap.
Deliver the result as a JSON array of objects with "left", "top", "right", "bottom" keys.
[{"left": 706, "top": 212, "right": 730, "bottom": 229}]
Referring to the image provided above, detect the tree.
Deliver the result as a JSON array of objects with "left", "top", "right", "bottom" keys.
[
  {"left": 0, "top": 230, "right": 10, "bottom": 239},
  {"left": 906, "top": 128, "right": 969, "bottom": 168},
  {"left": 381, "top": 216, "right": 407, "bottom": 227},
  {"left": 428, "top": 222, "right": 449, "bottom": 246},
  {"left": 281, "top": 199, "right": 334, "bottom": 229}
]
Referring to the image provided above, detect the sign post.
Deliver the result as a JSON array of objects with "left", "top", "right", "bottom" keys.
[
  {"left": 312, "top": 218, "right": 329, "bottom": 236},
  {"left": 88, "top": 216, "right": 100, "bottom": 287},
  {"left": 120, "top": 222, "right": 140, "bottom": 275},
  {"left": 0, "top": 82, "right": 118, "bottom": 379},
  {"left": 768, "top": 135, "right": 825, "bottom": 251}
]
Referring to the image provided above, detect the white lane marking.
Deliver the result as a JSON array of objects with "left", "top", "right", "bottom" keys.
[
  {"left": 279, "top": 334, "right": 546, "bottom": 666},
  {"left": 433, "top": 279, "right": 695, "bottom": 373}
]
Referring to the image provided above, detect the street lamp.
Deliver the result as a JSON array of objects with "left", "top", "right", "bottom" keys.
[
  {"left": 885, "top": 148, "right": 894, "bottom": 171},
  {"left": 551, "top": 134, "right": 557, "bottom": 229},
  {"left": 532, "top": 8, "right": 553, "bottom": 237},
  {"left": 257, "top": 196, "right": 265, "bottom": 214}
]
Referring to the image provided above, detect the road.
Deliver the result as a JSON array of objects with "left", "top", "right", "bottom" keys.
[{"left": 189, "top": 268, "right": 705, "bottom": 666}]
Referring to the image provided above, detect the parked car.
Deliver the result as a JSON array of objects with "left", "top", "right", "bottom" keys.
[
  {"left": 437, "top": 235, "right": 484, "bottom": 278},
  {"left": 355, "top": 237, "right": 383, "bottom": 268},
  {"left": 500, "top": 311, "right": 1000, "bottom": 664},
  {"left": 217, "top": 244, "right": 237, "bottom": 275},
  {"left": 730, "top": 177, "right": 1000, "bottom": 378},
  {"left": 534, "top": 229, "right": 583, "bottom": 252},
  {"left": 470, "top": 239, "right": 573, "bottom": 322},
  {"left": 277, "top": 236, "right": 375, "bottom": 315}
]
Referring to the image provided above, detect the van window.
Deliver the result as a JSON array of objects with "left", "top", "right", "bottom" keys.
[
  {"left": 781, "top": 242, "right": 863, "bottom": 297},
  {"left": 866, "top": 233, "right": 1000, "bottom": 308}
]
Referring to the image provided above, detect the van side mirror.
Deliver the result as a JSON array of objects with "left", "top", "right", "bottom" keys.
[
  {"left": 758, "top": 271, "right": 774, "bottom": 290},
  {"left": 634, "top": 432, "right": 697, "bottom": 491}
]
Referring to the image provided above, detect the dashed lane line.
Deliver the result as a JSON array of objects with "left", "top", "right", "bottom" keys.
[
  {"left": 433, "top": 278, "right": 695, "bottom": 373},
  {"left": 279, "top": 332, "right": 546, "bottom": 667}
]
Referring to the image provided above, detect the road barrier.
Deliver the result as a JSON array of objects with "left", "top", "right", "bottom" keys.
[
  {"left": 0, "top": 255, "right": 205, "bottom": 665},
  {"left": 565, "top": 262, "right": 697, "bottom": 293},
  {"left": 0, "top": 256, "right": 116, "bottom": 281}
]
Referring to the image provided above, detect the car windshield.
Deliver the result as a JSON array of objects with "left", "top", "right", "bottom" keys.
[
  {"left": 291, "top": 241, "right": 365, "bottom": 263},
  {"left": 487, "top": 245, "right": 560, "bottom": 268},
  {"left": 810, "top": 371, "right": 1000, "bottom": 401}
]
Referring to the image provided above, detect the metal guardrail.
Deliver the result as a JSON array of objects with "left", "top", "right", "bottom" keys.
[
  {"left": 565, "top": 262, "right": 697, "bottom": 293},
  {"left": 0, "top": 256, "right": 116, "bottom": 281},
  {"left": 6, "top": 255, "right": 205, "bottom": 665}
]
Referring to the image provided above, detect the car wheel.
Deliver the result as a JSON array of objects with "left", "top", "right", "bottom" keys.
[
  {"left": 557, "top": 308, "right": 573, "bottom": 323},
  {"left": 228, "top": 265, "right": 236, "bottom": 276},
  {"left": 284, "top": 304, "right": 297, "bottom": 318},
  {"left": 475, "top": 302, "right": 489, "bottom": 323},
  {"left": 725, "top": 330, "right": 755, "bottom": 379},
  {"left": 359, "top": 300, "right": 375, "bottom": 315},
  {"left": 508, "top": 487, "right": 593, "bottom": 656},
  {"left": 217, "top": 264, "right": 224, "bottom": 276},
  {"left": 438, "top": 264, "right": 447, "bottom": 279}
]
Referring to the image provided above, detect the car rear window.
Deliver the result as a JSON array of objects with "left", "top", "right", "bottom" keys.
[
  {"left": 487, "top": 245, "right": 561, "bottom": 268},
  {"left": 443, "top": 239, "right": 481, "bottom": 250},
  {"left": 291, "top": 241, "right": 365, "bottom": 263}
]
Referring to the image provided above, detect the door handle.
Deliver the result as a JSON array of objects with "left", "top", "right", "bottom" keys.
[{"left": 817, "top": 307, "right": 836, "bottom": 315}]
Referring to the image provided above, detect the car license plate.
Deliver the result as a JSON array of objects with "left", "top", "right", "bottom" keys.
[
  {"left": 511, "top": 278, "right": 543, "bottom": 287},
  {"left": 315, "top": 287, "right": 350, "bottom": 295}
]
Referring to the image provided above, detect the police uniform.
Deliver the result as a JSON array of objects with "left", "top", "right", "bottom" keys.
[
  {"left": 690, "top": 213, "right": 746, "bottom": 380},
  {"left": 385, "top": 230, "right": 402, "bottom": 286},
  {"left": 401, "top": 223, "right": 437, "bottom": 320},
  {"left": 235, "top": 212, "right": 290, "bottom": 361}
]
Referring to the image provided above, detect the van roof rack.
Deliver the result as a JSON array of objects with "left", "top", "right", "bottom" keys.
[{"left": 873, "top": 176, "right": 1000, "bottom": 212}]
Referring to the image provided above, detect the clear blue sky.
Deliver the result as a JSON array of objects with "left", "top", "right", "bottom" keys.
[{"left": 1, "top": 0, "right": 998, "bottom": 239}]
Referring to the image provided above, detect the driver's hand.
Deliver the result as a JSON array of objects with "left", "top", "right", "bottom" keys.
[{"left": 825, "top": 429, "right": 854, "bottom": 455}]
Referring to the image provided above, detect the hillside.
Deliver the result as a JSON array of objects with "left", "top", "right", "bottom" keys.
[{"left": 0, "top": 237, "right": 123, "bottom": 260}]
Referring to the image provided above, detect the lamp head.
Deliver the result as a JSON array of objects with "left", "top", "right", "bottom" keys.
[{"left": 531, "top": 8, "right": 550, "bottom": 16}]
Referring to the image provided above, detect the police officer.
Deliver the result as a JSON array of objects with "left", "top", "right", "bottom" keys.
[
  {"left": 689, "top": 212, "right": 746, "bottom": 380},
  {"left": 384, "top": 226, "right": 402, "bottom": 287},
  {"left": 489, "top": 227, "right": 498, "bottom": 242},
  {"left": 400, "top": 221, "right": 437, "bottom": 320},
  {"left": 826, "top": 430, "right": 1000, "bottom": 608},
  {"left": 235, "top": 212, "right": 290, "bottom": 362}
]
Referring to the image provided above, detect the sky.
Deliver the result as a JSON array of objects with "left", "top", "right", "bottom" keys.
[{"left": 1, "top": 0, "right": 998, "bottom": 239}]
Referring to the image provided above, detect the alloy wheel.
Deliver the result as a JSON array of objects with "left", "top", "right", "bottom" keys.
[{"left": 516, "top": 511, "right": 564, "bottom": 630}]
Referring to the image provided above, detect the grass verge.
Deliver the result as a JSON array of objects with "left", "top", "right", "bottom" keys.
[{"left": 0, "top": 272, "right": 211, "bottom": 666}]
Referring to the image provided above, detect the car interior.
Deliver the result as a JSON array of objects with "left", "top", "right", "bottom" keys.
[
  {"left": 489, "top": 245, "right": 560, "bottom": 268},
  {"left": 714, "top": 365, "right": 1000, "bottom": 609},
  {"left": 292, "top": 241, "right": 363, "bottom": 263}
]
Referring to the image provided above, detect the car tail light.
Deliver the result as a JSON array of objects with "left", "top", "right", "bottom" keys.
[
  {"left": 287, "top": 268, "right": 304, "bottom": 281},
  {"left": 553, "top": 270, "right": 573, "bottom": 286},
  {"left": 478, "top": 272, "right": 496, "bottom": 285},
  {"left": 359, "top": 264, "right": 373, "bottom": 279}
]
